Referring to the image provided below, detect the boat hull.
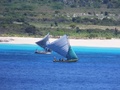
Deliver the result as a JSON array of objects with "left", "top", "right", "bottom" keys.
[
  {"left": 53, "top": 59, "right": 78, "bottom": 62},
  {"left": 35, "top": 51, "right": 51, "bottom": 54}
]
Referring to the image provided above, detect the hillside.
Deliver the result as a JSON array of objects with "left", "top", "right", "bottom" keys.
[{"left": 0, "top": 0, "right": 120, "bottom": 39}]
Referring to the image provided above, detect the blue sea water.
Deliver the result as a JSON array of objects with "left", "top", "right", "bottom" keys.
[{"left": 0, "top": 44, "right": 120, "bottom": 90}]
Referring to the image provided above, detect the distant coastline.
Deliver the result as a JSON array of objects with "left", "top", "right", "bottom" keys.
[{"left": 0, "top": 37, "right": 120, "bottom": 48}]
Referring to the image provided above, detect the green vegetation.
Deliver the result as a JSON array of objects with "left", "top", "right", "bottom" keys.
[{"left": 0, "top": 0, "right": 120, "bottom": 39}]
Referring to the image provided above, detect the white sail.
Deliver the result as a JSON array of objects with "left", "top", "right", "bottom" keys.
[
  {"left": 36, "top": 33, "right": 50, "bottom": 49},
  {"left": 47, "top": 35, "right": 78, "bottom": 60}
]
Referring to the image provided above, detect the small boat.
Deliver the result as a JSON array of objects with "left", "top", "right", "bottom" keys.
[
  {"left": 35, "top": 50, "right": 51, "bottom": 54},
  {"left": 47, "top": 35, "right": 78, "bottom": 62},
  {"left": 35, "top": 33, "right": 51, "bottom": 54}
]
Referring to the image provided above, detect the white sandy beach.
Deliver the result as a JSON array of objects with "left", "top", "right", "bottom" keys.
[{"left": 0, "top": 37, "right": 120, "bottom": 48}]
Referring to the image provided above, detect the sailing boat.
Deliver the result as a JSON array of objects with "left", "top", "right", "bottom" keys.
[
  {"left": 35, "top": 33, "right": 51, "bottom": 54},
  {"left": 47, "top": 35, "right": 78, "bottom": 62}
]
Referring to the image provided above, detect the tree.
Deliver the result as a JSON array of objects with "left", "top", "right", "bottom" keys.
[
  {"left": 114, "top": 28, "right": 118, "bottom": 36},
  {"left": 54, "top": 10, "right": 60, "bottom": 14},
  {"left": 103, "top": 0, "right": 109, "bottom": 4},
  {"left": 25, "top": 26, "right": 37, "bottom": 35},
  {"left": 54, "top": 21, "right": 58, "bottom": 26},
  {"left": 104, "top": 11, "right": 109, "bottom": 16},
  {"left": 51, "top": 23, "right": 53, "bottom": 27},
  {"left": 76, "top": 27, "right": 81, "bottom": 33},
  {"left": 69, "top": 23, "right": 76, "bottom": 29}
]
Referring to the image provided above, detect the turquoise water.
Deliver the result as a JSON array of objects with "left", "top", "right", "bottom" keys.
[{"left": 0, "top": 44, "right": 120, "bottom": 90}]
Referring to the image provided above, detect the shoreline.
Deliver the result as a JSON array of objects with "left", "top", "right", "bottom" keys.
[{"left": 0, "top": 37, "right": 120, "bottom": 48}]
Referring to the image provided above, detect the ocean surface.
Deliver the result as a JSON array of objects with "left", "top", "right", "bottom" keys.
[{"left": 0, "top": 44, "right": 120, "bottom": 90}]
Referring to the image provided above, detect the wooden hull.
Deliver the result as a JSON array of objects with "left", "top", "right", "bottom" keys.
[
  {"left": 35, "top": 51, "right": 51, "bottom": 54},
  {"left": 53, "top": 59, "right": 78, "bottom": 62}
]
